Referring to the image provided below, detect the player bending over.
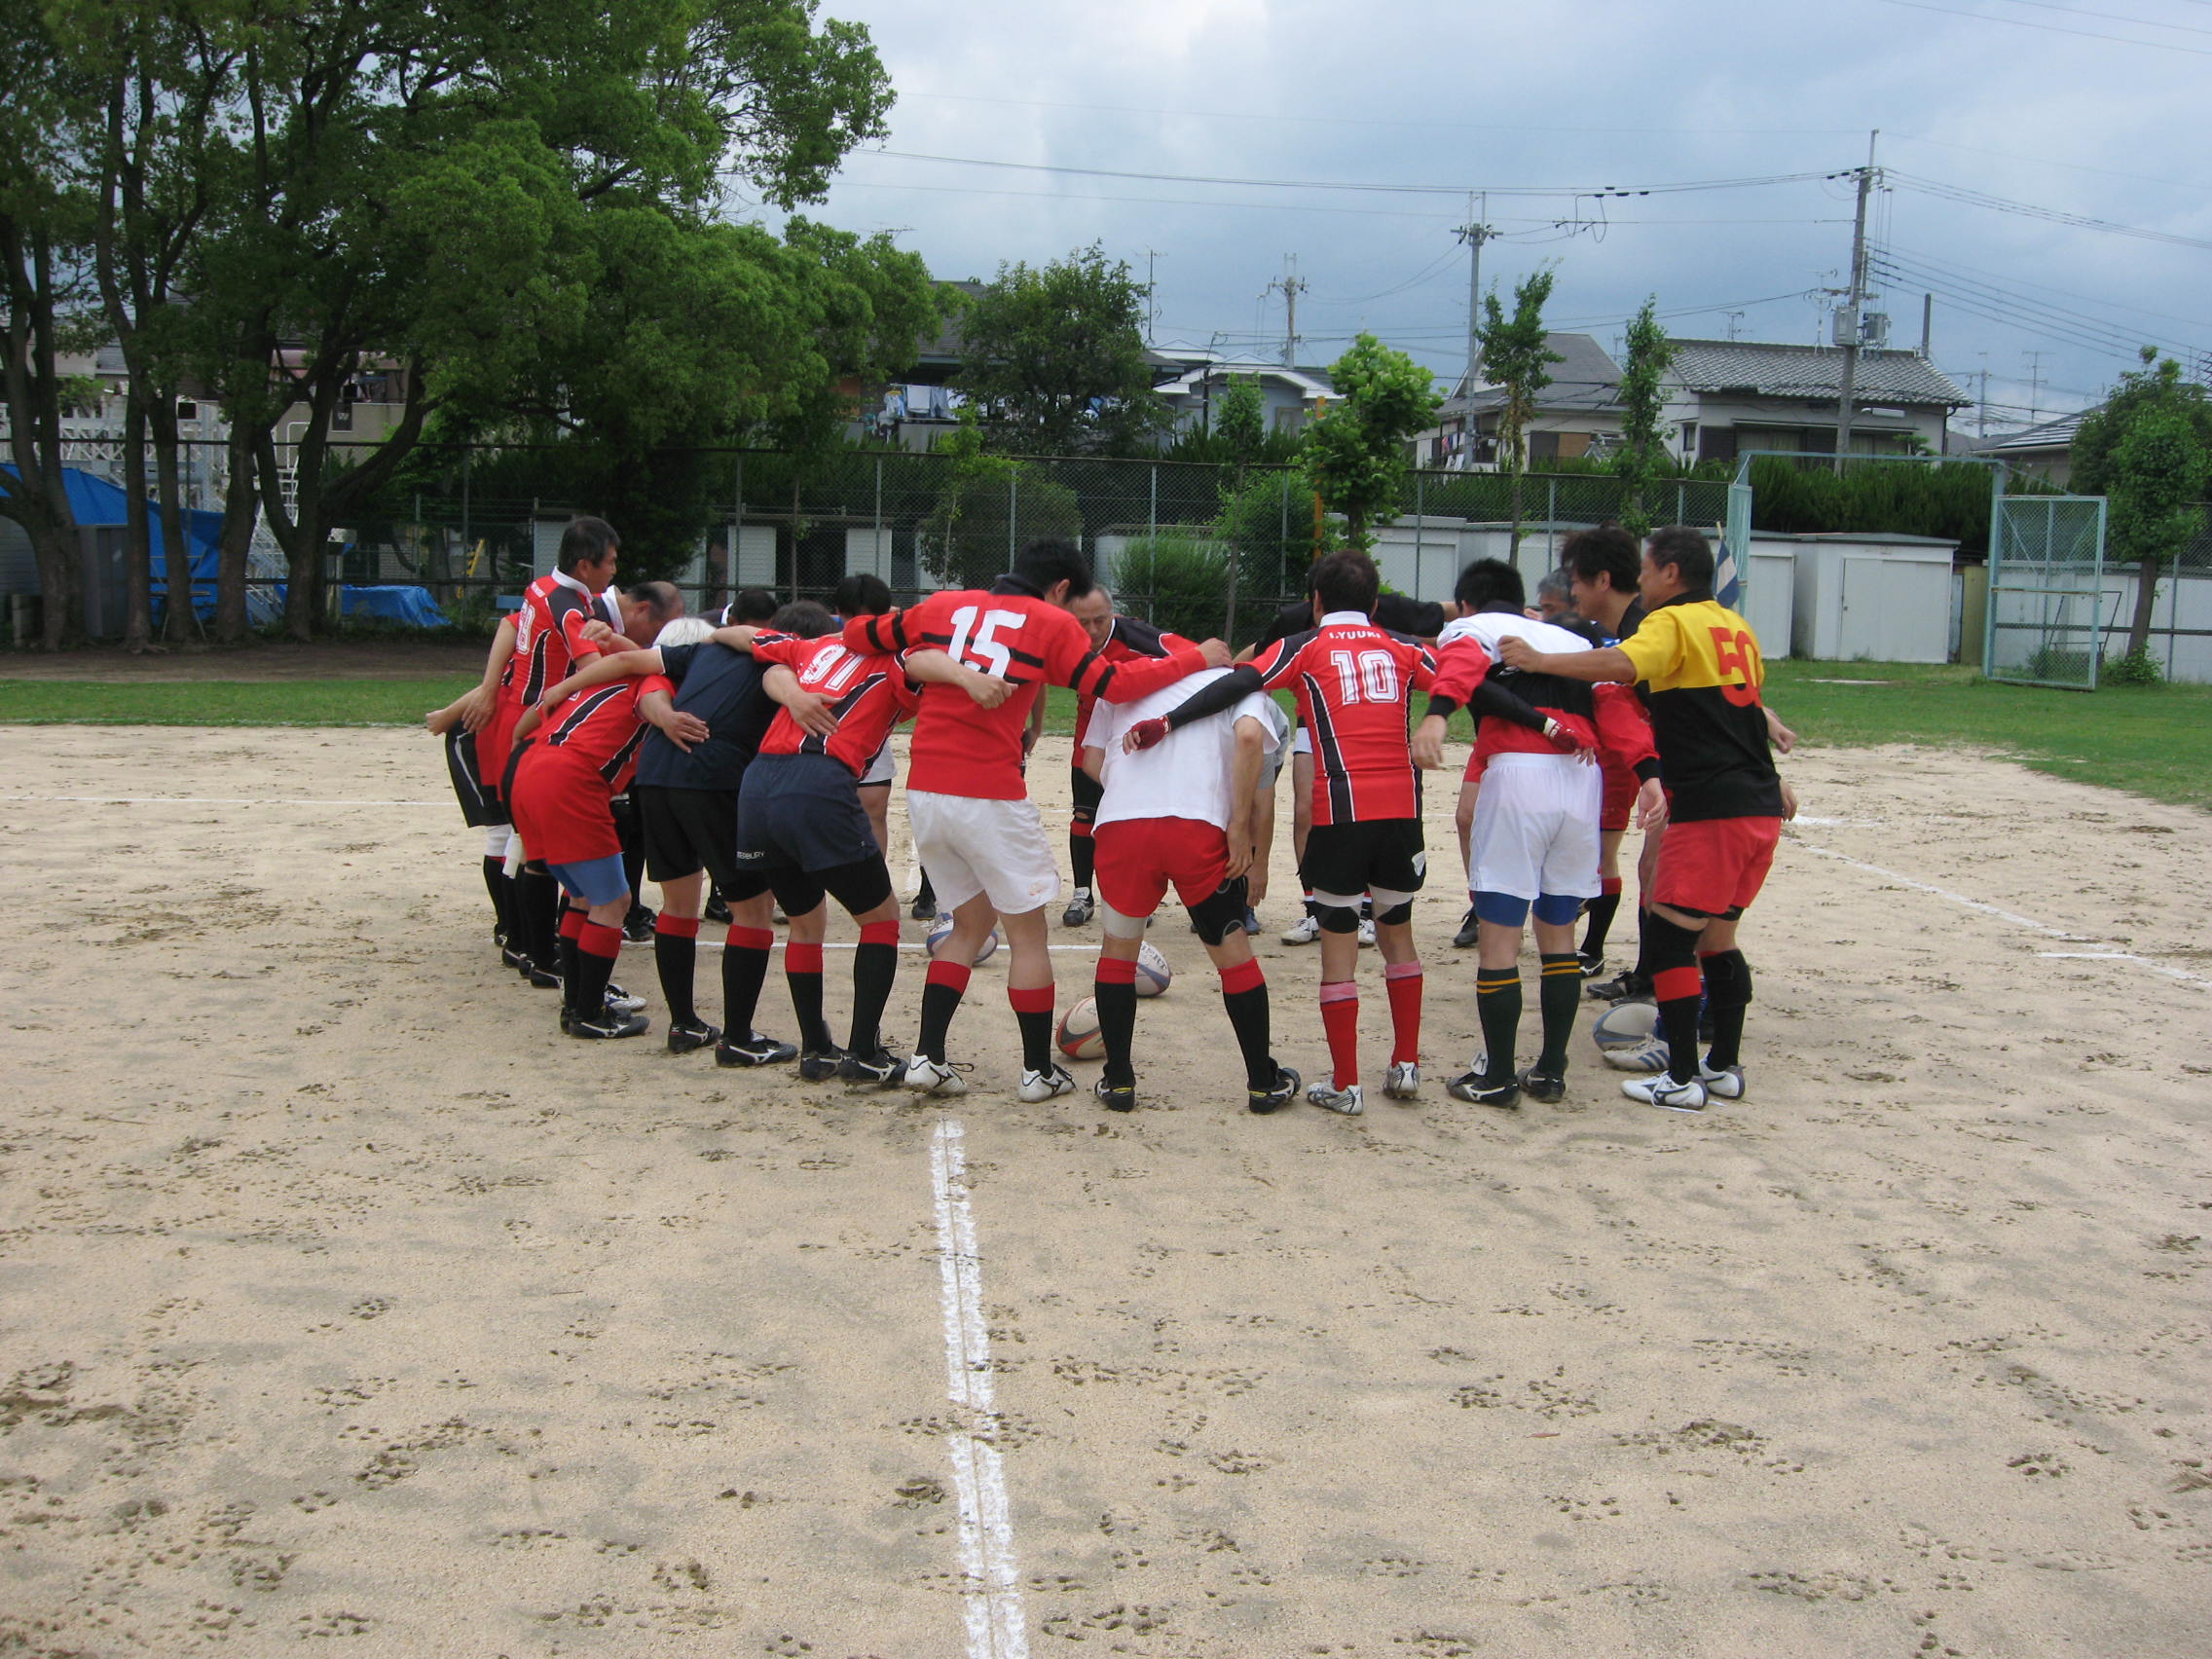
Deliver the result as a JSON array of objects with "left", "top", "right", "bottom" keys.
[
  {"left": 1083, "top": 666, "right": 1299, "bottom": 1114},
  {"left": 1414, "top": 558, "right": 1661, "bottom": 1109},
  {"left": 1497, "top": 527, "right": 1793, "bottom": 1113},
  {"left": 843, "top": 538, "right": 1229, "bottom": 1101}
]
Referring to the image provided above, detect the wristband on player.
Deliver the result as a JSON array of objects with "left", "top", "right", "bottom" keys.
[{"left": 1126, "top": 718, "right": 1169, "bottom": 752}]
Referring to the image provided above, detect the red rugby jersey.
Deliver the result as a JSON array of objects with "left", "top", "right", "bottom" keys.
[
  {"left": 1250, "top": 611, "right": 1436, "bottom": 826},
  {"left": 753, "top": 635, "right": 919, "bottom": 778},
  {"left": 530, "top": 674, "right": 666, "bottom": 794},
  {"left": 1073, "top": 618, "right": 1194, "bottom": 755},
  {"left": 843, "top": 587, "right": 1207, "bottom": 800}
]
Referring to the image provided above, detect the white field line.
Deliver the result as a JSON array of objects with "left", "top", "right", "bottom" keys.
[
  {"left": 929, "top": 1121, "right": 1028, "bottom": 1659},
  {"left": 2, "top": 793, "right": 453, "bottom": 807},
  {"left": 1791, "top": 839, "right": 2211, "bottom": 990}
]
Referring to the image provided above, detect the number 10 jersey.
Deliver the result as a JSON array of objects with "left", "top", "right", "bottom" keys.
[{"left": 1247, "top": 610, "right": 1438, "bottom": 827}]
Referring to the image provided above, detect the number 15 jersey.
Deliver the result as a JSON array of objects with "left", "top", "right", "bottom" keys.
[
  {"left": 843, "top": 585, "right": 1207, "bottom": 800},
  {"left": 1248, "top": 609, "right": 1437, "bottom": 827}
]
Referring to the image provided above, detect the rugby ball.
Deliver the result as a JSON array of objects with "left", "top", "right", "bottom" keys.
[
  {"left": 925, "top": 913, "right": 1001, "bottom": 967},
  {"left": 1591, "top": 1000, "right": 1669, "bottom": 1072},
  {"left": 1056, "top": 997, "right": 1106, "bottom": 1061},
  {"left": 1133, "top": 940, "right": 1172, "bottom": 998}
]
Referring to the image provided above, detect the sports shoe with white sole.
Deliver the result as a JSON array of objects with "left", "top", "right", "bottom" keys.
[
  {"left": 604, "top": 982, "right": 646, "bottom": 1015},
  {"left": 798, "top": 1049, "right": 845, "bottom": 1082},
  {"left": 666, "top": 1019, "right": 721, "bottom": 1055},
  {"left": 1094, "top": 1077, "right": 1136, "bottom": 1113},
  {"left": 1062, "top": 890, "right": 1094, "bottom": 927},
  {"left": 568, "top": 1007, "right": 647, "bottom": 1040},
  {"left": 1248, "top": 1065, "right": 1300, "bottom": 1115},
  {"left": 1382, "top": 1061, "right": 1420, "bottom": 1100},
  {"left": 1308, "top": 1079, "right": 1364, "bottom": 1116},
  {"left": 716, "top": 1031, "right": 798, "bottom": 1067},
  {"left": 1697, "top": 1062, "right": 1745, "bottom": 1100},
  {"left": 1621, "top": 1073, "right": 1708, "bottom": 1112},
  {"left": 1518, "top": 1067, "right": 1567, "bottom": 1104},
  {"left": 902, "top": 1054, "right": 970, "bottom": 1096},
  {"left": 1357, "top": 917, "right": 1377, "bottom": 947},
  {"left": 1602, "top": 1036, "right": 1672, "bottom": 1074},
  {"left": 1280, "top": 912, "right": 1321, "bottom": 945},
  {"left": 838, "top": 1046, "right": 902, "bottom": 1087},
  {"left": 1447, "top": 1071, "right": 1521, "bottom": 1109},
  {"left": 1018, "top": 1064, "right": 1079, "bottom": 1103},
  {"left": 1585, "top": 970, "right": 1650, "bottom": 1003}
]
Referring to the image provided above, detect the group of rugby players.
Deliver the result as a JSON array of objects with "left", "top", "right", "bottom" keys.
[{"left": 431, "top": 513, "right": 1793, "bottom": 1119}]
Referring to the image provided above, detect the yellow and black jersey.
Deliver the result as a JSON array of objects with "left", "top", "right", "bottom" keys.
[{"left": 1615, "top": 594, "right": 1783, "bottom": 823}]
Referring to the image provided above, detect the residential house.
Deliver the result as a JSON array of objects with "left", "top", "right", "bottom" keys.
[
  {"left": 1420, "top": 333, "right": 1624, "bottom": 469},
  {"left": 1663, "top": 339, "right": 1971, "bottom": 463},
  {"left": 1150, "top": 352, "right": 1337, "bottom": 439},
  {"left": 1961, "top": 407, "right": 2090, "bottom": 486}
]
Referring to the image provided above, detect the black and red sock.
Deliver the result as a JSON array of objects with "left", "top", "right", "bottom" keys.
[
  {"left": 1094, "top": 954, "right": 1140, "bottom": 1087},
  {"left": 653, "top": 913, "right": 700, "bottom": 1027},
  {"left": 849, "top": 920, "right": 900, "bottom": 1054},
  {"left": 1218, "top": 957, "right": 1273, "bottom": 1090},
  {"left": 1009, "top": 983, "right": 1055, "bottom": 1075},
  {"left": 722, "top": 924, "right": 773, "bottom": 1039},
  {"left": 917, "top": 959, "right": 970, "bottom": 1063},
  {"left": 786, "top": 940, "right": 831, "bottom": 1052}
]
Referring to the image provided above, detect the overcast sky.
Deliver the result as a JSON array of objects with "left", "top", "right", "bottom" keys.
[{"left": 751, "top": 0, "right": 2212, "bottom": 431}]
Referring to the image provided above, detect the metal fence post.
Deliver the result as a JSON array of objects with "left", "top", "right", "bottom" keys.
[
  {"left": 1547, "top": 477, "right": 1558, "bottom": 567},
  {"left": 873, "top": 455, "right": 884, "bottom": 581},
  {"left": 1009, "top": 470, "right": 1018, "bottom": 567},
  {"left": 1676, "top": 481, "right": 1686, "bottom": 526},
  {"left": 1149, "top": 462, "right": 1159, "bottom": 543},
  {"left": 461, "top": 449, "right": 470, "bottom": 553}
]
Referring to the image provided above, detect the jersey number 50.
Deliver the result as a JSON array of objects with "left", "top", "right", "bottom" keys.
[
  {"left": 1708, "top": 627, "right": 1763, "bottom": 708},
  {"left": 1329, "top": 648, "right": 1401, "bottom": 705},
  {"left": 947, "top": 606, "right": 1026, "bottom": 679}
]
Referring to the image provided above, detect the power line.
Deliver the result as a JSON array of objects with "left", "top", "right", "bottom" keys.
[
  {"left": 1866, "top": 0, "right": 2212, "bottom": 54},
  {"left": 1991, "top": 0, "right": 2212, "bottom": 37},
  {"left": 1873, "top": 246, "right": 2198, "bottom": 353},
  {"left": 1884, "top": 129, "right": 2212, "bottom": 196},
  {"left": 1886, "top": 240, "right": 2212, "bottom": 330},
  {"left": 1886, "top": 168, "right": 2212, "bottom": 250}
]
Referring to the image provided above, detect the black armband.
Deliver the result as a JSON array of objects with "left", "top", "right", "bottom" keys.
[
  {"left": 1633, "top": 757, "right": 1662, "bottom": 785},
  {"left": 1163, "top": 665, "right": 1263, "bottom": 732},
  {"left": 1424, "top": 694, "right": 1461, "bottom": 720}
]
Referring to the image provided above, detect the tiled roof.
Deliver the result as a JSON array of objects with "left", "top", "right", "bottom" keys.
[
  {"left": 1459, "top": 332, "right": 1622, "bottom": 415},
  {"left": 1965, "top": 406, "right": 2093, "bottom": 455},
  {"left": 1667, "top": 339, "right": 1970, "bottom": 407}
]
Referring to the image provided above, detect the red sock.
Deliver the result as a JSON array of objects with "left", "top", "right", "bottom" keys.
[
  {"left": 1383, "top": 960, "right": 1422, "bottom": 1064},
  {"left": 1320, "top": 979, "right": 1359, "bottom": 1089}
]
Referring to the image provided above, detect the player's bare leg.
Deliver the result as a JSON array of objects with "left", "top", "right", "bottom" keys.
[
  {"left": 1281, "top": 751, "right": 1319, "bottom": 943},
  {"left": 1592, "top": 821, "right": 1664, "bottom": 1003},
  {"left": 1245, "top": 774, "right": 1275, "bottom": 917},
  {"left": 1452, "top": 775, "right": 1481, "bottom": 946}
]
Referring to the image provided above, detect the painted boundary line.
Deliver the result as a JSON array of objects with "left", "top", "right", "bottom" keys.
[
  {"left": 929, "top": 1121, "right": 1029, "bottom": 1658},
  {"left": 2, "top": 793, "right": 452, "bottom": 807},
  {"left": 1790, "top": 839, "right": 2212, "bottom": 990}
]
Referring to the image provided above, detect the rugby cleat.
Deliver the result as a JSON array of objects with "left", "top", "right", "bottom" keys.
[
  {"left": 1447, "top": 1071, "right": 1521, "bottom": 1110},
  {"left": 1621, "top": 1073, "right": 1708, "bottom": 1113},
  {"left": 1307, "top": 1080, "right": 1364, "bottom": 1116},
  {"left": 1382, "top": 1061, "right": 1421, "bottom": 1100},
  {"left": 798, "top": 1049, "right": 846, "bottom": 1082},
  {"left": 1280, "top": 913, "right": 1321, "bottom": 945},
  {"left": 567, "top": 1007, "right": 648, "bottom": 1040},
  {"left": 1018, "top": 1064, "right": 1080, "bottom": 1103},
  {"left": 1094, "top": 1077, "right": 1137, "bottom": 1113},
  {"left": 1062, "top": 890, "right": 1094, "bottom": 927},
  {"left": 501, "top": 945, "right": 533, "bottom": 974},
  {"left": 1577, "top": 952, "right": 1606, "bottom": 978},
  {"left": 909, "top": 890, "right": 937, "bottom": 922},
  {"left": 1248, "top": 1066, "right": 1301, "bottom": 1115},
  {"left": 703, "top": 892, "right": 732, "bottom": 925},
  {"left": 715, "top": 1031, "right": 798, "bottom": 1068},
  {"left": 1585, "top": 969, "right": 1651, "bottom": 1004},
  {"left": 1518, "top": 1067, "right": 1567, "bottom": 1104},
  {"left": 528, "top": 965, "right": 563, "bottom": 990},
  {"left": 666, "top": 1019, "right": 721, "bottom": 1055},
  {"left": 622, "top": 903, "right": 656, "bottom": 943},
  {"left": 1697, "top": 1062, "right": 1746, "bottom": 1101},
  {"left": 838, "top": 1046, "right": 903, "bottom": 1087},
  {"left": 1453, "top": 905, "right": 1482, "bottom": 948},
  {"left": 902, "top": 1054, "right": 970, "bottom": 1096},
  {"left": 604, "top": 983, "right": 646, "bottom": 1015},
  {"left": 1603, "top": 1037, "right": 1672, "bottom": 1074},
  {"left": 1243, "top": 906, "right": 1262, "bottom": 936}
]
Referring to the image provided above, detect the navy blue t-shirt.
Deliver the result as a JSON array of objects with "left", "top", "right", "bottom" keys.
[{"left": 633, "top": 642, "right": 779, "bottom": 793}]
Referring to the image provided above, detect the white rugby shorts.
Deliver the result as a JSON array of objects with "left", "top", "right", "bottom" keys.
[
  {"left": 908, "top": 790, "right": 1061, "bottom": 915},
  {"left": 858, "top": 735, "right": 895, "bottom": 788},
  {"left": 1468, "top": 752, "right": 1603, "bottom": 902}
]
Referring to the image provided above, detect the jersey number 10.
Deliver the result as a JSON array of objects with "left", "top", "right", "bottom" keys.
[{"left": 1329, "top": 648, "right": 1401, "bottom": 705}]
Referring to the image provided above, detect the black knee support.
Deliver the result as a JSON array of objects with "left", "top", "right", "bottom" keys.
[
  {"left": 1315, "top": 903, "right": 1361, "bottom": 935},
  {"left": 1700, "top": 948, "right": 1751, "bottom": 1010},
  {"left": 1186, "top": 876, "right": 1250, "bottom": 946},
  {"left": 1375, "top": 900, "right": 1413, "bottom": 927},
  {"left": 1643, "top": 913, "right": 1702, "bottom": 976}
]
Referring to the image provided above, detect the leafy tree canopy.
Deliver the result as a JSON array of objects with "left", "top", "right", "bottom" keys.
[
  {"left": 1303, "top": 331, "right": 1441, "bottom": 551},
  {"left": 956, "top": 243, "right": 1164, "bottom": 458}
]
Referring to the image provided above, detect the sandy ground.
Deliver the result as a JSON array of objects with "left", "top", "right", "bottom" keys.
[{"left": 1, "top": 726, "right": 2208, "bottom": 1659}]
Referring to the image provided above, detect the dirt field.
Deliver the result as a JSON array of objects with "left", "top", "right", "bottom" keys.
[{"left": 1, "top": 725, "right": 2207, "bottom": 1659}]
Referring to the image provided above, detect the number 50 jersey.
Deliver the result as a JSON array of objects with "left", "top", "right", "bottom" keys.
[
  {"left": 843, "top": 585, "right": 1206, "bottom": 800},
  {"left": 1249, "top": 610, "right": 1438, "bottom": 827}
]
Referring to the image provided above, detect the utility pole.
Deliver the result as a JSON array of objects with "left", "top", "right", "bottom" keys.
[
  {"left": 1264, "top": 255, "right": 1307, "bottom": 368},
  {"left": 1832, "top": 130, "right": 1877, "bottom": 471},
  {"left": 1455, "top": 193, "right": 1493, "bottom": 400},
  {"left": 1143, "top": 248, "right": 1164, "bottom": 346},
  {"left": 1976, "top": 352, "right": 1991, "bottom": 439},
  {"left": 2023, "top": 350, "right": 2045, "bottom": 422}
]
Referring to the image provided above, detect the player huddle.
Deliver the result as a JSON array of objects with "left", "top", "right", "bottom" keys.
[{"left": 431, "top": 516, "right": 1793, "bottom": 1118}]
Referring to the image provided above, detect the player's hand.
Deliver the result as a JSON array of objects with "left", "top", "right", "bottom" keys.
[
  {"left": 1496, "top": 636, "right": 1538, "bottom": 670},
  {"left": 1767, "top": 709, "right": 1798, "bottom": 756},
  {"left": 1224, "top": 825, "right": 1254, "bottom": 880},
  {"left": 1198, "top": 639, "right": 1233, "bottom": 670},
  {"left": 960, "top": 671, "right": 1014, "bottom": 711},
  {"left": 1543, "top": 716, "right": 1597, "bottom": 762},
  {"left": 1123, "top": 718, "right": 1169, "bottom": 753},
  {"left": 1410, "top": 715, "right": 1448, "bottom": 772},
  {"left": 1635, "top": 776, "right": 1668, "bottom": 830},
  {"left": 786, "top": 689, "right": 838, "bottom": 737},
  {"left": 580, "top": 619, "right": 617, "bottom": 645},
  {"left": 457, "top": 685, "right": 495, "bottom": 733},
  {"left": 1780, "top": 778, "right": 1799, "bottom": 822},
  {"left": 424, "top": 704, "right": 459, "bottom": 736},
  {"left": 662, "top": 711, "right": 711, "bottom": 752}
]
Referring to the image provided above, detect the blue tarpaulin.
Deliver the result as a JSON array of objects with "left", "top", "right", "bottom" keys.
[
  {"left": 339, "top": 584, "right": 448, "bottom": 627},
  {"left": 3, "top": 464, "right": 226, "bottom": 620}
]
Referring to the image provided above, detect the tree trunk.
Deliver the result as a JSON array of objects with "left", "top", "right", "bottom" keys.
[
  {"left": 257, "top": 431, "right": 326, "bottom": 643},
  {"left": 2125, "top": 554, "right": 2161, "bottom": 660},
  {"left": 151, "top": 399, "right": 198, "bottom": 642},
  {"left": 214, "top": 424, "right": 258, "bottom": 645},
  {"left": 1507, "top": 462, "right": 1526, "bottom": 564},
  {"left": 122, "top": 389, "right": 155, "bottom": 651}
]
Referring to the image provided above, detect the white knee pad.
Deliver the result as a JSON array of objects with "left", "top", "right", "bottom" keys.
[
  {"left": 483, "top": 826, "right": 510, "bottom": 859},
  {"left": 1099, "top": 901, "right": 1149, "bottom": 941}
]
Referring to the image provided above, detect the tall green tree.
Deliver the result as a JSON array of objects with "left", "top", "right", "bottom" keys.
[
  {"left": 957, "top": 243, "right": 1163, "bottom": 457},
  {"left": 1609, "top": 295, "right": 1677, "bottom": 535},
  {"left": 1303, "top": 331, "right": 1440, "bottom": 553},
  {"left": 2075, "top": 349, "right": 2212, "bottom": 661},
  {"left": 1476, "top": 270, "right": 1562, "bottom": 559}
]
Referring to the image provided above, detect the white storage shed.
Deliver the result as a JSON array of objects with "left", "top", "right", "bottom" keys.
[{"left": 1784, "top": 534, "right": 1957, "bottom": 663}]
